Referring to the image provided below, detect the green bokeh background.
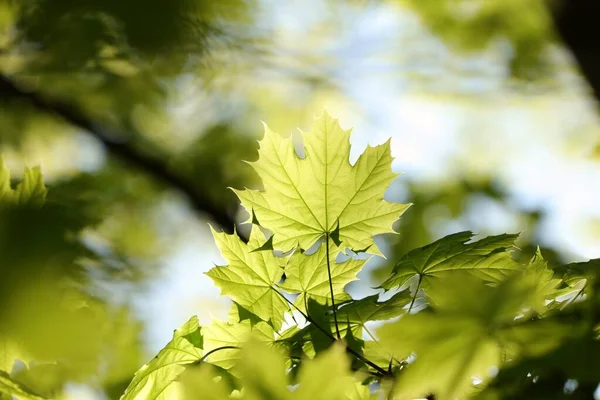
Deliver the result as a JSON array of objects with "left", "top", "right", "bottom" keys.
[{"left": 0, "top": 0, "right": 599, "bottom": 398}]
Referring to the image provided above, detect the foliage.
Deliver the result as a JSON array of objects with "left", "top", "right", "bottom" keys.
[
  {"left": 110, "top": 112, "right": 600, "bottom": 399},
  {"left": 395, "top": 0, "right": 555, "bottom": 80},
  {"left": 0, "top": 159, "right": 144, "bottom": 399}
]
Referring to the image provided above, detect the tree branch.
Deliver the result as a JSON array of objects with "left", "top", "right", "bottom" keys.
[
  {"left": 0, "top": 74, "right": 240, "bottom": 234},
  {"left": 550, "top": 0, "right": 600, "bottom": 102}
]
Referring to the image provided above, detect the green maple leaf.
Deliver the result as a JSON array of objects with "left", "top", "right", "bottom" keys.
[
  {"left": 280, "top": 241, "right": 365, "bottom": 310},
  {"left": 377, "top": 275, "right": 555, "bottom": 400},
  {"left": 525, "top": 248, "right": 563, "bottom": 312},
  {"left": 293, "top": 343, "right": 362, "bottom": 400},
  {"left": 233, "top": 112, "right": 410, "bottom": 256},
  {"left": 206, "top": 226, "right": 289, "bottom": 330},
  {"left": 336, "top": 290, "right": 412, "bottom": 336},
  {"left": 237, "top": 340, "right": 365, "bottom": 400},
  {"left": 202, "top": 319, "right": 274, "bottom": 371},
  {"left": 0, "top": 160, "right": 46, "bottom": 207},
  {"left": 178, "top": 364, "right": 233, "bottom": 400},
  {"left": 379, "top": 231, "right": 522, "bottom": 290},
  {"left": 120, "top": 316, "right": 203, "bottom": 400},
  {"left": 0, "top": 370, "right": 46, "bottom": 400}
]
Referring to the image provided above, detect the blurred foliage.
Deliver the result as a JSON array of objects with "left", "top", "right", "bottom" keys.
[
  {"left": 394, "top": 0, "right": 556, "bottom": 81},
  {"left": 0, "top": 162, "right": 144, "bottom": 398},
  {"left": 0, "top": 0, "right": 597, "bottom": 398}
]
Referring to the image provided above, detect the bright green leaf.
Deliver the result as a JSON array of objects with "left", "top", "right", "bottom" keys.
[
  {"left": 178, "top": 364, "right": 234, "bottom": 400},
  {"left": 336, "top": 290, "right": 412, "bottom": 336},
  {"left": 525, "top": 248, "right": 563, "bottom": 312},
  {"left": 236, "top": 340, "right": 367, "bottom": 400},
  {"left": 233, "top": 112, "right": 410, "bottom": 256},
  {"left": 294, "top": 343, "right": 358, "bottom": 400},
  {"left": 207, "top": 226, "right": 288, "bottom": 330},
  {"left": 237, "top": 339, "right": 291, "bottom": 400},
  {"left": 280, "top": 241, "right": 365, "bottom": 310},
  {"left": 120, "top": 316, "right": 203, "bottom": 400},
  {"left": 202, "top": 320, "right": 274, "bottom": 371},
  {"left": 379, "top": 231, "right": 522, "bottom": 290},
  {"left": 377, "top": 275, "right": 535, "bottom": 400},
  {"left": 0, "top": 160, "right": 47, "bottom": 207}
]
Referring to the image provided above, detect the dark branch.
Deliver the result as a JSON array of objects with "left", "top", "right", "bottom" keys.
[
  {"left": 550, "top": 0, "right": 600, "bottom": 102},
  {"left": 0, "top": 74, "right": 239, "bottom": 234}
]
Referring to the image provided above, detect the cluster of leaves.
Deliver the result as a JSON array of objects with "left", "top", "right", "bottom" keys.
[
  {"left": 4, "top": 112, "right": 600, "bottom": 400},
  {"left": 117, "top": 112, "right": 600, "bottom": 399}
]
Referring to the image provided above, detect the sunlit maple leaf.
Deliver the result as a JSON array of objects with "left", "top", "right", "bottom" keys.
[
  {"left": 206, "top": 226, "right": 289, "bottom": 330},
  {"left": 233, "top": 112, "right": 410, "bottom": 256}
]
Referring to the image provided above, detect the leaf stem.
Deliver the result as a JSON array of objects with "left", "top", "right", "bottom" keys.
[
  {"left": 325, "top": 233, "right": 342, "bottom": 340},
  {"left": 407, "top": 274, "right": 423, "bottom": 313},
  {"left": 271, "top": 286, "right": 389, "bottom": 377},
  {"left": 363, "top": 325, "right": 378, "bottom": 343},
  {"left": 197, "top": 345, "right": 240, "bottom": 364}
]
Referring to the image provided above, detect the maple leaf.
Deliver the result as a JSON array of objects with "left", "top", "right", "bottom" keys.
[
  {"left": 202, "top": 319, "right": 274, "bottom": 371},
  {"left": 178, "top": 364, "right": 233, "bottom": 400},
  {"left": 237, "top": 340, "right": 365, "bottom": 400},
  {"left": 378, "top": 274, "right": 568, "bottom": 400},
  {"left": 120, "top": 316, "right": 203, "bottom": 400},
  {"left": 233, "top": 112, "right": 410, "bottom": 256},
  {"left": 524, "top": 248, "right": 563, "bottom": 313},
  {"left": 206, "top": 226, "right": 289, "bottom": 330},
  {"left": 280, "top": 241, "right": 365, "bottom": 310},
  {"left": 379, "top": 231, "right": 522, "bottom": 290},
  {"left": 0, "top": 160, "right": 46, "bottom": 207},
  {"left": 377, "top": 276, "right": 518, "bottom": 399},
  {"left": 336, "top": 290, "right": 412, "bottom": 336}
]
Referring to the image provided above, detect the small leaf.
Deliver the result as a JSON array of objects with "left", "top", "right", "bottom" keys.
[
  {"left": 202, "top": 320, "right": 274, "bottom": 371},
  {"left": 178, "top": 364, "right": 233, "bottom": 400},
  {"left": 294, "top": 343, "right": 357, "bottom": 400},
  {"left": 337, "top": 290, "right": 412, "bottom": 336},
  {"left": 379, "top": 231, "right": 522, "bottom": 290},
  {"left": 0, "top": 160, "right": 47, "bottom": 207},
  {"left": 280, "top": 241, "right": 365, "bottom": 310},
  {"left": 120, "top": 316, "right": 203, "bottom": 400},
  {"left": 207, "top": 226, "right": 288, "bottom": 330},
  {"left": 525, "top": 248, "right": 563, "bottom": 312}
]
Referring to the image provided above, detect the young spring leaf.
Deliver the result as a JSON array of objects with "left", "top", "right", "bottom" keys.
[
  {"left": 379, "top": 231, "right": 522, "bottom": 290},
  {"left": 177, "top": 364, "right": 233, "bottom": 400},
  {"left": 525, "top": 248, "right": 563, "bottom": 312},
  {"left": 233, "top": 112, "right": 410, "bottom": 256},
  {"left": 206, "top": 226, "right": 288, "bottom": 330},
  {"left": 202, "top": 319, "right": 274, "bottom": 371},
  {"left": 120, "top": 316, "right": 203, "bottom": 400},
  {"left": 280, "top": 241, "right": 365, "bottom": 310},
  {"left": 336, "top": 290, "right": 412, "bottom": 337},
  {"left": 237, "top": 340, "right": 366, "bottom": 400},
  {"left": 0, "top": 160, "right": 46, "bottom": 207}
]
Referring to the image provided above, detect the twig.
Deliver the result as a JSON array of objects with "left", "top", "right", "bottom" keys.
[
  {"left": 0, "top": 74, "right": 241, "bottom": 235},
  {"left": 194, "top": 345, "right": 240, "bottom": 364},
  {"left": 325, "top": 233, "right": 342, "bottom": 340},
  {"left": 407, "top": 274, "right": 423, "bottom": 313},
  {"left": 271, "top": 286, "right": 389, "bottom": 377}
]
